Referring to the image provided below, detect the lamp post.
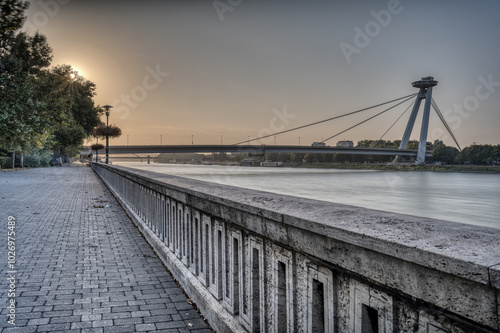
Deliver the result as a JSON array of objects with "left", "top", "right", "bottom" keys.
[{"left": 103, "top": 105, "right": 113, "bottom": 164}]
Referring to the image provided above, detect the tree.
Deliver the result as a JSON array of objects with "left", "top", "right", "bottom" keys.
[
  {"left": 432, "top": 144, "right": 459, "bottom": 164},
  {"left": 304, "top": 153, "right": 316, "bottom": 163},
  {"left": 0, "top": 0, "right": 29, "bottom": 51},
  {"left": 1, "top": 2, "right": 61, "bottom": 166},
  {"left": 323, "top": 153, "right": 334, "bottom": 163},
  {"left": 52, "top": 124, "right": 86, "bottom": 162},
  {"left": 455, "top": 144, "right": 498, "bottom": 165},
  {"left": 50, "top": 65, "right": 102, "bottom": 134},
  {"left": 46, "top": 66, "right": 102, "bottom": 160},
  {"left": 0, "top": 2, "right": 102, "bottom": 167},
  {"left": 0, "top": 31, "right": 58, "bottom": 166},
  {"left": 290, "top": 153, "right": 305, "bottom": 163}
]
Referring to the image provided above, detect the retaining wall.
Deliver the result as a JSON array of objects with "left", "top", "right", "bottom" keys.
[{"left": 92, "top": 163, "right": 500, "bottom": 333}]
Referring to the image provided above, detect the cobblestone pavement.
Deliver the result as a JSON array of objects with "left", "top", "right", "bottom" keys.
[{"left": 0, "top": 163, "right": 212, "bottom": 333}]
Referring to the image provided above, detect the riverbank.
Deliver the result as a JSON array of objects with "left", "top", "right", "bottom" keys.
[{"left": 285, "top": 163, "right": 500, "bottom": 173}]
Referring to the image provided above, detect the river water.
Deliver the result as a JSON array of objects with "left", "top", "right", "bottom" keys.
[{"left": 115, "top": 162, "right": 500, "bottom": 230}]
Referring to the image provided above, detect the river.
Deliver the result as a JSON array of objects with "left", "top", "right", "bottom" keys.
[{"left": 115, "top": 162, "right": 500, "bottom": 230}]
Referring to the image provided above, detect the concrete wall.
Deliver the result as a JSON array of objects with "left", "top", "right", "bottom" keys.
[{"left": 92, "top": 163, "right": 500, "bottom": 333}]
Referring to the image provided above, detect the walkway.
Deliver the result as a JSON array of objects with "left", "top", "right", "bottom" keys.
[{"left": 0, "top": 163, "right": 212, "bottom": 332}]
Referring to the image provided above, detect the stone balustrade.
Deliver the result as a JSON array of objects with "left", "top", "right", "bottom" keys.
[{"left": 92, "top": 163, "right": 500, "bottom": 333}]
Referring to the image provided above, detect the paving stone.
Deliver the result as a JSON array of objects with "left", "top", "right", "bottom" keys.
[
  {"left": 93, "top": 319, "right": 114, "bottom": 328},
  {"left": 131, "top": 310, "right": 151, "bottom": 318},
  {"left": 155, "top": 320, "right": 186, "bottom": 330},
  {"left": 26, "top": 318, "right": 50, "bottom": 325},
  {"left": 114, "top": 317, "right": 143, "bottom": 326},
  {"left": 136, "top": 323, "right": 157, "bottom": 331},
  {"left": 0, "top": 164, "right": 211, "bottom": 331},
  {"left": 49, "top": 315, "right": 82, "bottom": 324},
  {"left": 143, "top": 315, "right": 173, "bottom": 323},
  {"left": 102, "top": 312, "right": 132, "bottom": 320},
  {"left": 36, "top": 323, "right": 72, "bottom": 331},
  {"left": 82, "top": 314, "right": 102, "bottom": 322},
  {"left": 71, "top": 321, "right": 94, "bottom": 329},
  {"left": 103, "top": 325, "right": 136, "bottom": 333}
]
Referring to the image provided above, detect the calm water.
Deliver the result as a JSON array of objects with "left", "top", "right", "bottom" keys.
[{"left": 115, "top": 162, "right": 500, "bottom": 229}]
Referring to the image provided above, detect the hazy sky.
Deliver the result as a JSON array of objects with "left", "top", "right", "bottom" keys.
[{"left": 25, "top": 0, "right": 500, "bottom": 147}]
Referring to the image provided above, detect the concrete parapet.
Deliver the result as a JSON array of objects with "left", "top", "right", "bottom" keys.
[{"left": 92, "top": 163, "right": 500, "bottom": 332}]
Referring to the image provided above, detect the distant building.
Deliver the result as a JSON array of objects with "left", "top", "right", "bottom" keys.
[
  {"left": 336, "top": 140, "right": 354, "bottom": 148},
  {"left": 311, "top": 142, "right": 326, "bottom": 147}
]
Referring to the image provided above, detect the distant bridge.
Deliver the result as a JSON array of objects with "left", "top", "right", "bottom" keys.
[
  {"left": 82, "top": 144, "right": 431, "bottom": 157},
  {"left": 84, "top": 76, "right": 462, "bottom": 163}
]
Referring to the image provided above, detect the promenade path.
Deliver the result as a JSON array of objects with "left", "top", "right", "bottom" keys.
[{"left": 0, "top": 163, "right": 212, "bottom": 333}]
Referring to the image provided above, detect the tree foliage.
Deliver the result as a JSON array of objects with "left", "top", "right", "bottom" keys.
[
  {"left": 432, "top": 143, "right": 459, "bottom": 164},
  {"left": 0, "top": 32, "right": 59, "bottom": 149},
  {"left": 455, "top": 144, "right": 500, "bottom": 165},
  {"left": 0, "top": 2, "right": 105, "bottom": 166},
  {"left": 50, "top": 65, "right": 102, "bottom": 134},
  {"left": 0, "top": 0, "right": 29, "bottom": 47}
]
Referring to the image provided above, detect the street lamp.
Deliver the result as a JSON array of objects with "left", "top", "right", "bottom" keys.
[{"left": 103, "top": 105, "right": 113, "bottom": 164}]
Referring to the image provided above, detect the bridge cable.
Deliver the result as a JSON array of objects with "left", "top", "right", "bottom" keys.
[
  {"left": 321, "top": 94, "right": 416, "bottom": 143},
  {"left": 370, "top": 99, "right": 415, "bottom": 148},
  {"left": 431, "top": 98, "right": 462, "bottom": 151},
  {"left": 232, "top": 93, "right": 418, "bottom": 145}
]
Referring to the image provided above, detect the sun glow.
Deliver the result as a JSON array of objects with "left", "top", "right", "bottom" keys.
[{"left": 71, "top": 67, "right": 85, "bottom": 79}]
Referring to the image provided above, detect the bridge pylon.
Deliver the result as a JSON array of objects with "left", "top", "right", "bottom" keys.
[{"left": 397, "top": 76, "right": 438, "bottom": 165}]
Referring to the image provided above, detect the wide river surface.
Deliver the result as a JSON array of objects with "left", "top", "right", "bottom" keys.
[{"left": 116, "top": 162, "right": 500, "bottom": 230}]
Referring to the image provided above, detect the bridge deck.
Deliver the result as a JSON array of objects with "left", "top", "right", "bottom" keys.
[
  {"left": 0, "top": 164, "right": 211, "bottom": 332},
  {"left": 83, "top": 144, "right": 431, "bottom": 157}
]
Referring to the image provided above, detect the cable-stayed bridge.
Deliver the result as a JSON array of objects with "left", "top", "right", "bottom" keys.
[{"left": 84, "top": 76, "right": 459, "bottom": 164}]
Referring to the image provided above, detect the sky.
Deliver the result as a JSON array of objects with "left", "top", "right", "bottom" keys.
[{"left": 24, "top": 0, "right": 500, "bottom": 147}]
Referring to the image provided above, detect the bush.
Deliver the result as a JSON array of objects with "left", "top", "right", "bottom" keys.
[
  {"left": 24, "top": 153, "right": 41, "bottom": 167},
  {"left": 27, "top": 149, "right": 52, "bottom": 167},
  {"left": 0, "top": 156, "right": 10, "bottom": 169},
  {"left": 0, "top": 149, "right": 54, "bottom": 168}
]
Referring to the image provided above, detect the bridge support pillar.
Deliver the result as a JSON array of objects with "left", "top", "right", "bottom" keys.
[
  {"left": 416, "top": 87, "right": 433, "bottom": 165},
  {"left": 397, "top": 76, "right": 437, "bottom": 165},
  {"left": 398, "top": 93, "right": 423, "bottom": 151}
]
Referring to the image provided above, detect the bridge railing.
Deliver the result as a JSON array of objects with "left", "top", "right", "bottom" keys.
[{"left": 92, "top": 163, "right": 499, "bottom": 333}]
